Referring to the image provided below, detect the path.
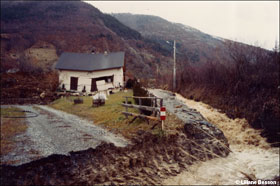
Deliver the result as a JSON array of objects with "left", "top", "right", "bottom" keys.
[
  {"left": 1, "top": 105, "right": 128, "bottom": 165},
  {"left": 149, "top": 89, "right": 208, "bottom": 123}
]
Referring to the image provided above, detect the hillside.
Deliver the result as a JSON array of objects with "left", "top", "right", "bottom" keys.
[
  {"left": 112, "top": 13, "right": 232, "bottom": 64},
  {"left": 1, "top": 1, "right": 264, "bottom": 79},
  {"left": 0, "top": 0, "right": 174, "bottom": 78},
  {"left": 113, "top": 13, "right": 280, "bottom": 145}
]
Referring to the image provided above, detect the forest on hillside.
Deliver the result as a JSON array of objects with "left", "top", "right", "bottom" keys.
[{"left": 156, "top": 41, "right": 280, "bottom": 145}]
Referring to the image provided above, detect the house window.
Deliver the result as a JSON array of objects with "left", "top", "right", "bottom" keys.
[
  {"left": 91, "top": 78, "right": 97, "bottom": 92},
  {"left": 70, "top": 77, "right": 78, "bottom": 90},
  {"left": 95, "top": 75, "right": 114, "bottom": 83}
]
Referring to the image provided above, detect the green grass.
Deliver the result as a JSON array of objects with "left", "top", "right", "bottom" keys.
[
  {"left": 49, "top": 90, "right": 184, "bottom": 139},
  {"left": 50, "top": 90, "right": 152, "bottom": 138},
  {"left": 1, "top": 107, "right": 25, "bottom": 117},
  {"left": 0, "top": 107, "right": 27, "bottom": 157}
]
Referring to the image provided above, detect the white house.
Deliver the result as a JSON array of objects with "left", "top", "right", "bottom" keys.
[{"left": 55, "top": 52, "right": 125, "bottom": 93}]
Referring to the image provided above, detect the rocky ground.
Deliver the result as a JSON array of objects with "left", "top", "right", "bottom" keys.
[
  {"left": 0, "top": 90, "right": 230, "bottom": 185},
  {"left": 149, "top": 89, "right": 230, "bottom": 153}
]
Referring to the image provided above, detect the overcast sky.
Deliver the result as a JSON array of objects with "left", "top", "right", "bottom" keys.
[{"left": 86, "top": 1, "right": 279, "bottom": 50}]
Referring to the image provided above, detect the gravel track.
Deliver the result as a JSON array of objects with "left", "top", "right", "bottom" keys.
[{"left": 1, "top": 105, "right": 128, "bottom": 165}]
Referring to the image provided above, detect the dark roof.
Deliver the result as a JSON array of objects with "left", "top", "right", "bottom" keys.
[{"left": 55, "top": 52, "right": 124, "bottom": 71}]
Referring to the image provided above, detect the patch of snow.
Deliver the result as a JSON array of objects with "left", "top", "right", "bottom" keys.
[
  {"left": 212, "top": 35, "right": 225, "bottom": 42},
  {"left": 7, "top": 68, "right": 19, "bottom": 74}
]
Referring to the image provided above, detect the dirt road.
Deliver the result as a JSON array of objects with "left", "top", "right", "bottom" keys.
[{"left": 1, "top": 105, "right": 128, "bottom": 165}]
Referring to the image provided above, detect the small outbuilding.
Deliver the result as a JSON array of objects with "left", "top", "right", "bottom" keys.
[{"left": 55, "top": 52, "right": 125, "bottom": 93}]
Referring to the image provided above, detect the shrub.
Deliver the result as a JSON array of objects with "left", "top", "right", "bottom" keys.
[
  {"left": 18, "top": 56, "right": 44, "bottom": 75},
  {"left": 132, "top": 81, "right": 152, "bottom": 116},
  {"left": 125, "top": 78, "right": 137, "bottom": 89},
  {"left": 82, "top": 86, "right": 86, "bottom": 93}
]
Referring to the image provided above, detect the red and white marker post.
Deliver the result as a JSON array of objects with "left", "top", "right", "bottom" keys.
[{"left": 160, "top": 107, "right": 166, "bottom": 130}]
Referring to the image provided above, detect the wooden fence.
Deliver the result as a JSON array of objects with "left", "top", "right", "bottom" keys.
[{"left": 122, "top": 96, "right": 164, "bottom": 129}]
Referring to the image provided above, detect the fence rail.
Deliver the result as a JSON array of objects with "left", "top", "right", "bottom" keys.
[
  {"left": 122, "top": 111, "right": 160, "bottom": 121},
  {"left": 121, "top": 103, "right": 160, "bottom": 112},
  {"left": 122, "top": 95, "right": 164, "bottom": 129},
  {"left": 123, "top": 96, "right": 163, "bottom": 108}
]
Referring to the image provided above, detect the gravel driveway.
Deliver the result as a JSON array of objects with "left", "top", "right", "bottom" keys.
[
  {"left": 1, "top": 105, "right": 128, "bottom": 165},
  {"left": 148, "top": 89, "right": 207, "bottom": 123}
]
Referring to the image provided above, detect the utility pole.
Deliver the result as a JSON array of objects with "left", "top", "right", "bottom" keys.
[
  {"left": 156, "top": 63, "right": 159, "bottom": 78},
  {"left": 173, "top": 40, "right": 176, "bottom": 91}
]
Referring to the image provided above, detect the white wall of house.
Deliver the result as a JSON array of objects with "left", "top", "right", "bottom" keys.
[{"left": 58, "top": 67, "right": 124, "bottom": 92}]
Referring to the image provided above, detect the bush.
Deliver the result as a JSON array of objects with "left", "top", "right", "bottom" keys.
[
  {"left": 132, "top": 81, "right": 152, "bottom": 116},
  {"left": 18, "top": 56, "right": 44, "bottom": 75},
  {"left": 125, "top": 78, "right": 137, "bottom": 89},
  {"left": 82, "top": 86, "right": 86, "bottom": 93},
  {"left": 1, "top": 71, "right": 59, "bottom": 102}
]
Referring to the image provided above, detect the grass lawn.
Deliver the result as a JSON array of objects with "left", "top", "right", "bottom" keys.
[
  {"left": 49, "top": 90, "right": 184, "bottom": 139},
  {"left": 0, "top": 107, "right": 28, "bottom": 156}
]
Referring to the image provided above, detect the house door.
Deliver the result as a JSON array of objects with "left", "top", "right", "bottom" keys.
[
  {"left": 91, "top": 78, "right": 97, "bottom": 92},
  {"left": 70, "top": 77, "right": 78, "bottom": 90}
]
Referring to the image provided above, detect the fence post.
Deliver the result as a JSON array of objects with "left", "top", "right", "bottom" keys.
[
  {"left": 160, "top": 106, "right": 166, "bottom": 131},
  {"left": 122, "top": 96, "right": 164, "bottom": 126},
  {"left": 125, "top": 97, "right": 128, "bottom": 119}
]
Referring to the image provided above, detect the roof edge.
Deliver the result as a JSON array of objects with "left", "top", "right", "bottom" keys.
[{"left": 55, "top": 66, "right": 123, "bottom": 72}]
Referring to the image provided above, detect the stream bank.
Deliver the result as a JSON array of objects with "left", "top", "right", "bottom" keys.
[{"left": 162, "top": 92, "right": 279, "bottom": 185}]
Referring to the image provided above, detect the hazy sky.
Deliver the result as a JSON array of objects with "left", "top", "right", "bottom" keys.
[{"left": 86, "top": 1, "right": 279, "bottom": 50}]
